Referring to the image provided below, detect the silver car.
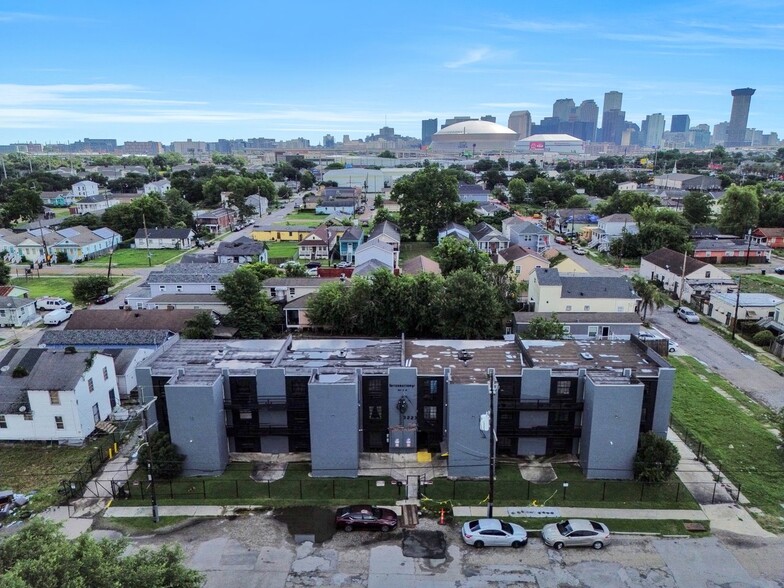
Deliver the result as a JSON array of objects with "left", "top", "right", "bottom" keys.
[
  {"left": 541, "top": 519, "right": 610, "bottom": 550},
  {"left": 461, "top": 518, "right": 528, "bottom": 548},
  {"left": 676, "top": 307, "right": 700, "bottom": 324}
]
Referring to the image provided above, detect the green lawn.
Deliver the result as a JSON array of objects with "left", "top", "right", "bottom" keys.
[
  {"left": 669, "top": 356, "right": 784, "bottom": 532},
  {"left": 121, "top": 460, "right": 696, "bottom": 511},
  {"left": 276, "top": 212, "right": 332, "bottom": 227},
  {"left": 11, "top": 276, "right": 80, "bottom": 302},
  {"left": 0, "top": 443, "right": 111, "bottom": 510},
  {"left": 452, "top": 517, "right": 710, "bottom": 537},
  {"left": 97, "top": 516, "right": 194, "bottom": 535},
  {"left": 735, "top": 274, "right": 784, "bottom": 300},
  {"left": 399, "top": 241, "right": 436, "bottom": 263},
  {"left": 266, "top": 242, "right": 299, "bottom": 261},
  {"left": 82, "top": 248, "right": 187, "bottom": 268}
]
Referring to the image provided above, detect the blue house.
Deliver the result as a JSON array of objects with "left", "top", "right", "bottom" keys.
[
  {"left": 316, "top": 198, "right": 357, "bottom": 216},
  {"left": 41, "top": 191, "right": 75, "bottom": 207},
  {"left": 338, "top": 226, "right": 365, "bottom": 263}
]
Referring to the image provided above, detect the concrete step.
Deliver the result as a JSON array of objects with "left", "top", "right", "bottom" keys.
[{"left": 401, "top": 504, "right": 419, "bottom": 528}]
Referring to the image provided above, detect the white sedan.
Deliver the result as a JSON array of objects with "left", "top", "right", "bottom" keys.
[{"left": 461, "top": 518, "right": 527, "bottom": 548}]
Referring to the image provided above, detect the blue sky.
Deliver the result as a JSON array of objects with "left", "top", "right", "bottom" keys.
[{"left": 1, "top": 0, "right": 783, "bottom": 145}]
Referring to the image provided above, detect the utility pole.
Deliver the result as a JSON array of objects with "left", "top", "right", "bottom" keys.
[
  {"left": 745, "top": 227, "right": 753, "bottom": 267},
  {"left": 732, "top": 275, "right": 742, "bottom": 339},
  {"left": 143, "top": 212, "right": 152, "bottom": 267},
  {"left": 139, "top": 398, "right": 160, "bottom": 523},
  {"left": 678, "top": 249, "right": 688, "bottom": 307},
  {"left": 486, "top": 370, "right": 498, "bottom": 519}
]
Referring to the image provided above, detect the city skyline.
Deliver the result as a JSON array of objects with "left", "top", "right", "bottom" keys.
[{"left": 1, "top": 0, "right": 783, "bottom": 145}]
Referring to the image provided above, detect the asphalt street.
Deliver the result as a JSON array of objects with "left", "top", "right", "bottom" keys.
[{"left": 556, "top": 245, "right": 784, "bottom": 411}]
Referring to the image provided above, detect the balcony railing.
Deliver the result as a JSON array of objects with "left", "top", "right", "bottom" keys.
[
  {"left": 223, "top": 396, "right": 287, "bottom": 410},
  {"left": 497, "top": 425, "right": 582, "bottom": 438},
  {"left": 498, "top": 398, "right": 584, "bottom": 411}
]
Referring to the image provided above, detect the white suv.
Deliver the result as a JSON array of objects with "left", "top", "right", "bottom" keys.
[{"left": 35, "top": 297, "right": 73, "bottom": 312}]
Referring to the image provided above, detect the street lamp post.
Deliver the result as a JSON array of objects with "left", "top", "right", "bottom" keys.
[
  {"left": 138, "top": 398, "right": 159, "bottom": 523},
  {"left": 486, "top": 370, "right": 498, "bottom": 519},
  {"left": 106, "top": 248, "right": 115, "bottom": 281},
  {"left": 732, "top": 275, "right": 742, "bottom": 340}
]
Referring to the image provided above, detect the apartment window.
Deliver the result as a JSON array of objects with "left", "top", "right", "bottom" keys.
[
  {"left": 367, "top": 379, "right": 382, "bottom": 394},
  {"left": 176, "top": 285, "right": 183, "bottom": 292},
  {"left": 270, "top": 288, "right": 276, "bottom": 296},
  {"left": 583, "top": 305, "right": 590, "bottom": 311},
  {"left": 210, "top": 285, "right": 217, "bottom": 292},
  {"left": 368, "top": 405, "right": 383, "bottom": 421},
  {"left": 54, "top": 416, "right": 64, "bottom": 430},
  {"left": 705, "top": 271, "right": 711, "bottom": 278},
  {"left": 562, "top": 326, "right": 571, "bottom": 336},
  {"left": 24, "top": 412, "right": 33, "bottom": 421},
  {"left": 159, "top": 285, "right": 166, "bottom": 292},
  {"left": 88, "top": 378, "right": 94, "bottom": 393},
  {"left": 102, "top": 366, "right": 109, "bottom": 381},
  {"left": 0, "top": 415, "right": 6, "bottom": 428},
  {"left": 555, "top": 381, "right": 572, "bottom": 396},
  {"left": 289, "top": 288, "right": 296, "bottom": 297},
  {"left": 552, "top": 411, "right": 570, "bottom": 424},
  {"left": 565, "top": 305, "right": 572, "bottom": 311},
  {"left": 423, "top": 406, "right": 437, "bottom": 421},
  {"left": 49, "top": 390, "right": 60, "bottom": 405},
  {"left": 92, "top": 403, "right": 100, "bottom": 424},
  {"left": 239, "top": 411, "right": 253, "bottom": 420}
]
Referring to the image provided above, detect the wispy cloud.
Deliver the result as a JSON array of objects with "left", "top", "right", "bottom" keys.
[
  {"left": 0, "top": 11, "right": 93, "bottom": 24},
  {"left": 492, "top": 17, "right": 587, "bottom": 32},
  {"left": 444, "top": 47, "right": 493, "bottom": 69},
  {"left": 602, "top": 30, "right": 784, "bottom": 51}
]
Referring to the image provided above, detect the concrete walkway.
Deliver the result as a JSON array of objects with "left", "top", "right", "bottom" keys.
[
  {"left": 451, "top": 505, "right": 707, "bottom": 521},
  {"left": 105, "top": 505, "right": 226, "bottom": 518}
]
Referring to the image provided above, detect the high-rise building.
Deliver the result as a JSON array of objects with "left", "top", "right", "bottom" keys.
[
  {"left": 323, "top": 134, "right": 335, "bottom": 148},
  {"left": 690, "top": 125, "right": 711, "bottom": 149},
  {"left": 480, "top": 115, "right": 496, "bottom": 123},
  {"left": 577, "top": 100, "right": 599, "bottom": 141},
  {"left": 642, "top": 113, "right": 666, "bottom": 147},
  {"left": 443, "top": 116, "right": 475, "bottom": 128},
  {"left": 379, "top": 126, "right": 395, "bottom": 140},
  {"left": 712, "top": 122, "right": 729, "bottom": 145},
  {"left": 552, "top": 99, "right": 576, "bottom": 122},
  {"left": 421, "top": 118, "right": 438, "bottom": 145},
  {"left": 600, "top": 91, "right": 623, "bottom": 143},
  {"left": 727, "top": 88, "right": 755, "bottom": 147},
  {"left": 507, "top": 111, "right": 532, "bottom": 138},
  {"left": 670, "top": 115, "right": 690, "bottom": 133},
  {"left": 120, "top": 141, "right": 164, "bottom": 156}
]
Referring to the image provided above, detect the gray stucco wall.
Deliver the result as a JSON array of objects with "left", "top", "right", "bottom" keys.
[
  {"left": 258, "top": 368, "right": 289, "bottom": 452},
  {"left": 651, "top": 367, "right": 675, "bottom": 437},
  {"left": 447, "top": 382, "right": 495, "bottom": 478},
  {"left": 518, "top": 438, "right": 547, "bottom": 455},
  {"left": 165, "top": 376, "right": 229, "bottom": 476},
  {"left": 308, "top": 377, "right": 359, "bottom": 477},
  {"left": 580, "top": 376, "right": 643, "bottom": 479},
  {"left": 521, "top": 368, "right": 551, "bottom": 400},
  {"left": 388, "top": 368, "right": 417, "bottom": 452}
]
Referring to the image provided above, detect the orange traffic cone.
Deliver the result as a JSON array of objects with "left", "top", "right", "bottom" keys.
[{"left": 438, "top": 508, "right": 446, "bottom": 525}]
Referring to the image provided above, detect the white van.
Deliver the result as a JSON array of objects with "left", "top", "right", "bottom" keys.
[
  {"left": 43, "top": 308, "right": 73, "bottom": 325},
  {"left": 35, "top": 297, "right": 73, "bottom": 312}
]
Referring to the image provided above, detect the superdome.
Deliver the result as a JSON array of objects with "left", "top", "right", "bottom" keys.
[{"left": 430, "top": 120, "right": 519, "bottom": 153}]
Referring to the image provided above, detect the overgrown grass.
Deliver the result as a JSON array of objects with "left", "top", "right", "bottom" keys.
[
  {"left": 738, "top": 274, "right": 784, "bottom": 300},
  {"left": 10, "top": 276, "right": 80, "bottom": 302},
  {"left": 0, "top": 443, "right": 107, "bottom": 509},
  {"left": 399, "top": 241, "right": 436, "bottom": 263},
  {"left": 277, "top": 212, "right": 331, "bottom": 227},
  {"left": 669, "top": 356, "right": 784, "bottom": 530},
  {"left": 82, "top": 248, "right": 187, "bottom": 267},
  {"left": 266, "top": 242, "right": 299, "bottom": 260},
  {"left": 452, "top": 517, "right": 710, "bottom": 537},
  {"left": 98, "top": 516, "right": 194, "bottom": 534}
]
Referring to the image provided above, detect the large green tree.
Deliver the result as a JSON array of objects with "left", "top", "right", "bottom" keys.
[
  {"left": 682, "top": 191, "right": 713, "bottom": 225},
  {"left": 438, "top": 269, "right": 506, "bottom": 338},
  {"left": 595, "top": 191, "right": 658, "bottom": 216},
  {"left": 72, "top": 275, "right": 113, "bottom": 303},
  {"left": 391, "top": 165, "right": 460, "bottom": 241},
  {"left": 217, "top": 269, "right": 280, "bottom": 338},
  {"left": 0, "top": 261, "right": 10, "bottom": 285},
  {"left": 181, "top": 311, "right": 215, "bottom": 339},
  {"left": 631, "top": 276, "right": 669, "bottom": 320},
  {"left": 523, "top": 314, "right": 565, "bottom": 339},
  {"left": 508, "top": 178, "right": 527, "bottom": 204},
  {"left": 633, "top": 432, "right": 680, "bottom": 483},
  {"left": 1, "top": 187, "right": 44, "bottom": 226},
  {"left": 433, "top": 237, "right": 490, "bottom": 276},
  {"left": 102, "top": 195, "right": 172, "bottom": 240},
  {"left": 0, "top": 519, "right": 203, "bottom": 587},
  {"left": 717, "top": 184, "right": 760, "bottom": 235}
]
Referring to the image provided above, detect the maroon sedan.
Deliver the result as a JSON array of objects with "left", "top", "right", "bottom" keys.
[{"left": 335, "top": 505, "right": 398, "bottom": 532}]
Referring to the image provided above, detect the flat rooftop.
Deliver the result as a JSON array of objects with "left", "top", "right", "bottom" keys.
[
  {"left": 278, "top": 339, "right": 402, "bottom": 376},
  {"left": 405, "top": 340, "right": 522, "bottom": 384},
  {"left": 521, "top": 339, "right": 664, "bottom": 379}
]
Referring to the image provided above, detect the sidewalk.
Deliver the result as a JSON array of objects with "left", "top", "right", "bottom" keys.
[{"left": 451, "top": 505, "right": 707, "bottom": 521}]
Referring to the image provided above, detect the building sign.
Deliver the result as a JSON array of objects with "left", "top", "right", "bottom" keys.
[{"left": 529, "top": 141, "right": 545, "bottom": 151}]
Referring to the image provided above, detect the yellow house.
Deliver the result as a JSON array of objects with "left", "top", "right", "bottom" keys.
[
  {"left": 527, "top": 267, "right": 639, "bottom": 313},
  {"left": 551, "top": 257, "right": 588, "bottom": 274},
  {"left": 252, "top": 225, "right": 312, "bottom": 242},
  {"left": 497, "top": 245, "right": 549, "bottom": 283}
]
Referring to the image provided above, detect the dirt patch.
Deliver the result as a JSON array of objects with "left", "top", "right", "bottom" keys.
[
  {"left": 401, "top": 529, "right": 447, "bottom": 559},
  {"left": 519, "top": 462, "right": 557, "bottom": 483},
  {"left": 273, "top": 506, "right": 337, "bottom": 544},
  {"left": 251, "top": 461, "right": 287, "bottom": 482}
]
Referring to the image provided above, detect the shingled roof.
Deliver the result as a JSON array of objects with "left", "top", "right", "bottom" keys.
[{"left": 65, "top": 309, "right": 206, "bottom": 332}]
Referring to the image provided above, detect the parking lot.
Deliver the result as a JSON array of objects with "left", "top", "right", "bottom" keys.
[{"left": 107, "top": 512, "right": 784, "bottom": 588}]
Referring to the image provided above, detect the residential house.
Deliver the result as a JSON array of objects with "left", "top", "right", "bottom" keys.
[
  {"left": 338, "top": 226, "right": 365, "bottom": 264},
  {"left": 503, "top": 217, "right": 552, "bottom": 253},
  {"left": 458, "top": 183, "right": 491, "bottom": 203},
  {"left": 751, "top": 227, "right": 784, "bottom": 249},
  {"left": 49, "top": 226, "right": 121, "bottom": 262},
  {"left": 476, "top": 202, "right": 507, "bottom": 217},
  {"left": 0, "top": 285, "right": 30, "bottom": 298},
  {"left": 85, "top": 165, "right": 148, "bottom": 180},
  {"left": 252, "top": 225, "right": 311, "bottom": 243},
  {"left": 588, "top": 214, "right": 638, "bottom": 252},
  {"left": 146, "top": 294, "right": 228, "bottom": 314},
  {"left": 41, "top": 329, "right": 176, "bottom": 350},
  {"left": 133, "top": 227, "right": 195, "bottom": 250},
  {"left": 469, "top": 221, "right": 509, "bottom": 254},
  {"left": 302, "top": 193, "right": 320, "bottom": 210},
  {"left": 316, "top": 198, "right": 356, "bottom": 216},
  {"left": 527, "top": 267, "right": 639, "bottom": 313},
  {"left": 135, "top": 336, "right": 673, "bottom": 479},
  {"left": 0, "top": 296, "right": 40, "bottom": 328},
  {"left": 298, "top": 225, "right": 337, "bottom": 260},
  {"left": 640, "top": 248, "right": 735, "bottom": 304},
  {"left": 71, "top": 180, "right": 100, "bottom": 198},
  {"left": 69, "top": 194, "right": 118, "bottom": 215},
  {"left": 143, "top": 179, "right": 172, "bottom": 195},
  {"left": 693, "top": 239, "right": 772, "bottom": 264},
  {"left": 147, "top": 263, "right": 239, "bottom": 297},
  {"left": 707, "top": 293, "right": 783, "bottom": 326},
  {"left": 284, "top": 293, "right": 314, "bottom": 330},
  {"left": 354, "top": 237, "right": 396, "bottom": 270},
  {"left": 515, "top": 311, "right": 641, "bottom": 339},
  {"left": 217, "top": 236, "right": 268, "bottom": 264},
  {"left": 245, "top": 194, "right": 269, "bottom": 217},
  {"left": 437, "top": 222, "right": 470, "bottom": 243},
  {"left": 319, "top": 186, "right": 362, "bottom": 201},
  {"left": 401, "top": 255, "right": 441, "bottom": 275},
  {"left": 368, "top": 221, "right": 401, "bottom": 258},
  {"left": 497, "top": 245, "right": 548, "bottom": 282},
  {"left": 352, "top": 259, "right": 392, "bottom": 276},
  {"left": 195, "top": 208, "right": 237, "bottom": 233},
  {"left": 0, "top": 348, "right": 118, "bottom": 444},
  {"left": 551, "top": 257, "right": 588, "bottom": 274},
  {"left": 617, "top": 181, "right": 638, "bottom": 191},
  {"left": 40, "top": 191, "right": 75, "bottom": 207},
  {"left": 263, "top": 277, "right": 340, "bottom": 304},
  {"left": 66, "top": 309, "right": 211, "bottom": 333}
]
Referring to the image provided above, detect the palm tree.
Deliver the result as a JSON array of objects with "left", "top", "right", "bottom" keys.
[{"left": 631, "top": 275, "right": 669, "bottom": 320}]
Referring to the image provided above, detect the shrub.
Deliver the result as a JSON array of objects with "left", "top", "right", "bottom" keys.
[
  {"left": 752, "top": 330, "right": 774, "bottom": 347},
  {"left": 633, "top": 432, "right": 680, "bottom": 483}
]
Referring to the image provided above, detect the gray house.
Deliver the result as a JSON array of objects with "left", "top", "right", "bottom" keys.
[
  {"left": 136, "top": 335, "right": 674, "bottom": 480},
  {"left": 217, "top": 237, "right": 268, "bottom": 264},
  {"left": 0, "top": 296, "right": 40, "bottom": 328},
  {"left": 515, "top": 312, "right": 642, "bottom": 339}
]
